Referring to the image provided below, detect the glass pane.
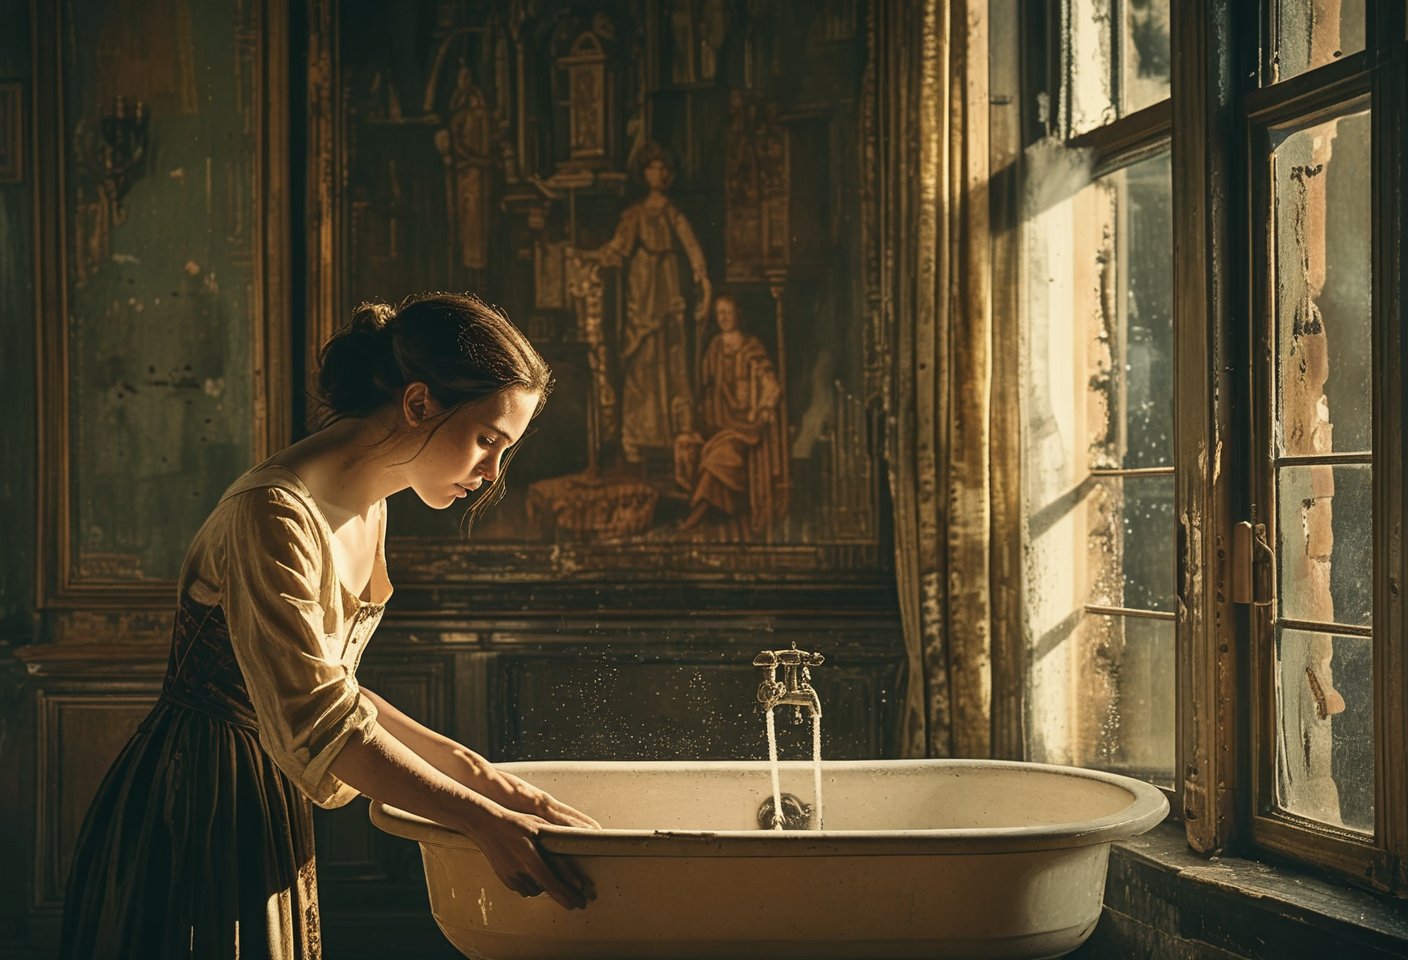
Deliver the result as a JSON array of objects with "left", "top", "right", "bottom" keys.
[
  {"left": 1021, "top": 149, "right": 1171, "bottom": 491},
  {"left": 1089, "top": 151, "right": 1174, "bottom": 470},
  {"left": 1070, "top": 0, "right": 1171, "bottom": 135},
  {"left": 1275, "top": 628, "right": 1374, "bottom": 832},
  {"left": 1117, "top": 154, "right": 1172, "bottom": 469},
  {"left": 1027, "top": 614, "right": 1175, "bottom": 788},
  {"left": 1069, "top": 0, "right": 1116, "bottom": 136},
  {"left": 1273, "top": 0, "right": 1366, "bottom": 82},
  {"left": 1089, "top": 475, "right": 1175, "bottom": 613},
  {"left": 1021, "top": 148, "right": 1175, "bottom": 788},
  {"left": 1271, "top": 107, "right": 1372, "bottom": 456},
  {"left": 1277, "top": 464, "right": 1373, "bottom": 627},
  {"left": 1122, "top": 0, "right": 1170, "bottom": 115}
]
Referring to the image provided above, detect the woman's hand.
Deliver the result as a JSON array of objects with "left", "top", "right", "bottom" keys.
[
  {"left": 495, "top": 771, "right": 601, "bottom": 829},
  {"left": 327, "top": 723, "right": 596, "bottom": 911},
  {"left": 356, "top": 689, "right": 603, "bottom": 833},
  {"left": 694, "top": 276, "right": 714, "bottom": 321},
  {"left": 462, "top": 807, "right": 597, "bottom": 910},
  {"left": 530, "top": 790, "right": 601, "bottom": 829}
]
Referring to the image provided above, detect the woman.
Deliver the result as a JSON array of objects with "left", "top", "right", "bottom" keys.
[
  {"left": 588, "top": 142, "right": 712, "bottom": 465},
  {"left": 676, "top": 293, "right": 788, "bottom": 536},
  {"left": 60, "top": 293, "right": 597, "bottom": 959}
]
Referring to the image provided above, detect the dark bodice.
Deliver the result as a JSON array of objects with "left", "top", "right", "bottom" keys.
[{"left": 162, "top": 596, "right": 259, "bottom": 730}]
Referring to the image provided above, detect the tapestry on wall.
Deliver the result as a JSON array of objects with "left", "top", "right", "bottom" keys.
[{"left": 318, "top": 0, "right": 884, "bottom": 578}]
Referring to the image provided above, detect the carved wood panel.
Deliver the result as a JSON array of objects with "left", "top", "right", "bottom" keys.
[
  {"left": 487, "top": 624, "right": 903, "bottom": 762},
  {"left": 34, "top": 689, "right": 158, "bottom": 908},
  {"left": 497, "top": 657, "right": 894, "bottom": 761}
]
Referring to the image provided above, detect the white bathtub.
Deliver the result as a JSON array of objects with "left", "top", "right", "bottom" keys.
[{"left": 369, "top": 759, "right": 1168, "bottom": 960}]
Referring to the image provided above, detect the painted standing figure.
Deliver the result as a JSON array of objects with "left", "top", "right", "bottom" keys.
[
  {"left": 587, "top": 142, "right": 712, "bottom": 464},
  {"left": 60, "top": 294, "right": 598, "bottom": 959},
  {"left": 676, "top": 293, "right": 788, "bottom": 536}
]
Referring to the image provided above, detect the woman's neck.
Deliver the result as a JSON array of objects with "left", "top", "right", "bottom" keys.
[{"left": 270, "top": 414, "right": 413, "bottom": 524}]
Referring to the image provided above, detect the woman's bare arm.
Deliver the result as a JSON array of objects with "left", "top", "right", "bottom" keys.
[
  {"left": 327, "top": 720, "right": 592, "bottom": 909},
  {"left": 360, "top": 688, "right": 599, "bottom": 828}
]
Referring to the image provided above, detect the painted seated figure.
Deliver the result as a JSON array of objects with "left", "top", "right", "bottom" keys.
[{"left": 675, "top": 293, "right": 788, "bottom": 537}]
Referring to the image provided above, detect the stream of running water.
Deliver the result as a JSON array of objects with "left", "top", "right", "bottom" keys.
[{"left": 764, "top": 706, "right": 824, "bottom": 830}]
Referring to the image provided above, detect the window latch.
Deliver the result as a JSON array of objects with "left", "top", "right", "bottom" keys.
[{"left": 1232, "top": 521, "right": 1276, "bottom": 607}]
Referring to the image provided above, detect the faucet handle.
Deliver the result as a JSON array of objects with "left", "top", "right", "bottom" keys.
[
  {"left": 755, "top": 645, "right": 824, "bottom": 668},
  {"left": 757, "top": 679, "right": 787, "bottom": 707},
  {"left": 777, "top": 648, "right": 824, "bottom": 667}
]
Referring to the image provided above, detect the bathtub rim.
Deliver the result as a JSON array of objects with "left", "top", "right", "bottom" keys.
[{"left": 369, "top": 758, "right": 1170, "bottom": 858}]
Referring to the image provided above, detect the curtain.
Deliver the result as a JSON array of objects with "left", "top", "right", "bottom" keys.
[{"left": 880, "top": 0, "right": 994, "bottom": 758}]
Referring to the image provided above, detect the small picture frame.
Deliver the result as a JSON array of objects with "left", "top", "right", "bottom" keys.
[{"left": 0, "top": 82, "right": 22, "bottom": 184}]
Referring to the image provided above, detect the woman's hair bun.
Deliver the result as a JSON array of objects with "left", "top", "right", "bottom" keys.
[
  {"left": 317, "top": 301, "right": 401, "bottom": 417},
  {"left": 350, "top": 300, "right": 396, "bottom": 331}
]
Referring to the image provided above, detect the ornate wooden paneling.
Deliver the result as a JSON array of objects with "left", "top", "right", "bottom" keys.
[
  {"left": 485, "top": 620, "right": 903, "bottom": 761},
  {"left": 498, "top": 657, "right": 893, "bottom": 761},
  {"left": 33, "top": 688, "right": 159, "bottom": 908},
  {"left": 0, "top": 3, "right": 35, "bottom": 649},
  {"left": 32, "top": 0, "right": 289, "bottom": 609}
]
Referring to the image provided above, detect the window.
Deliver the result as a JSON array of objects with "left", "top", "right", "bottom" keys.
[
  {"left": 1019, "top": 1, "right": 1176, "bottom": 790},
  {"left": 1240, "top": 1, "right": 1402, "bottom": 885},
  {"left": 1005, "top": 0, "right": 1408, "bottom": 891},
  {"left": 1258, "top": 104, "right": 1374, "bottom": 835}
]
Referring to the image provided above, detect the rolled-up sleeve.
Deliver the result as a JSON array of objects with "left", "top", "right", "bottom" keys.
[{"left": 221, "top": 487, "right": 377, "bottom": 808}]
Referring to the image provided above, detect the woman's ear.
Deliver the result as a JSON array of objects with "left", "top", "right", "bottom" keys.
[{"left": 401, "top": 382, "right": 441, "bottom": 428}]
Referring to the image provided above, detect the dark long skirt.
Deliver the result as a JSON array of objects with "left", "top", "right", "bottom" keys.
[{"left": 60, "top": 598, "right": 323, "bottom": 959}]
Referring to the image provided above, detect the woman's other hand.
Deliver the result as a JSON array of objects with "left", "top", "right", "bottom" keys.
[
  {"left": 694, "top": 276, "right": 714, "bottom": 321},
  {"left": 464, "top": 807, "right": 597, "bottom": 910}
]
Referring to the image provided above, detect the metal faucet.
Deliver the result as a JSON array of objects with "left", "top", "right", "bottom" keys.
[{"left": 754, "top": 642, "right": 824, "bottom": 721}]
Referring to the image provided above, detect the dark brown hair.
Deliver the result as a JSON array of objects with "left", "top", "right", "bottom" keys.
[
  {"left": 316, "top": 292, "right": 553, "bottom": 529},
  {"left": 634, "top": 141, "right": 677, "bottom": 186}
]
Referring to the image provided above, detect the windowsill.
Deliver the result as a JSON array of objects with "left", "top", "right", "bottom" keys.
[{"left": 1075, "top": 821, "right": 1408, "bottom": 958}]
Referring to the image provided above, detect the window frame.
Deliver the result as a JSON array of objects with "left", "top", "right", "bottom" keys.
[
  {"left": 1007, "top": 0, "right": 1180, "bottom": 802},
  {"left": 1005, "top": 0, "right": 1408, "bottom": 892},
  {"left": 1232, "top": 0, "right": 1407, "bottom": 890},
  {"left": 1242, "top": 77, "right": 1386, "bottom": 882}
]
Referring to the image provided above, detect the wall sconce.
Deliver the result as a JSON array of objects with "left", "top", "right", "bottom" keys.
[
  {"left": 78, "top": 96, "right": 149, "bottom": 223},
  {"left": 71, "top": 96, "right": 149, "bottom": 286}
]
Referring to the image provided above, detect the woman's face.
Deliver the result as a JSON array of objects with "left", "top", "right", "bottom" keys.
[
  {"left": 715, "top": 297, "right": 740, "bottom": 332},
  {"left": 643, "top": 159, "right": 672, "bottom": 190},
  {"left": 407, "top": 384, "right": 540, "bottom": 509}
]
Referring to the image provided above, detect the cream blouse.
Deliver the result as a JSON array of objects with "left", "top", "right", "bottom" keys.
[{"left": 177, "top": 462, "right": 393, "bottom": 808}]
